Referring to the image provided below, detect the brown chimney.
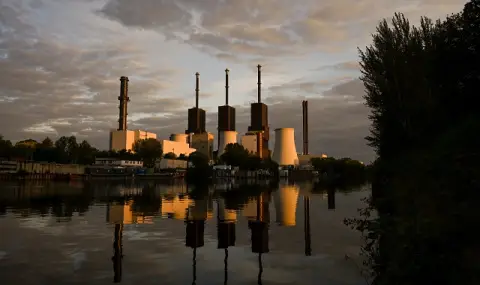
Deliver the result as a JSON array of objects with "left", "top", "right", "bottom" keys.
[
  {"left": 302, "top": 100, "right": 309, "bottom": 155},
  {"left": 118, "top": 76, "right": 130, "bottom": 131}
]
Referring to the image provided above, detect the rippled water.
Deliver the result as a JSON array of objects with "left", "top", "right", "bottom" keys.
[{"left": 0, "top": 181, "right": 369, "bottom": 285}]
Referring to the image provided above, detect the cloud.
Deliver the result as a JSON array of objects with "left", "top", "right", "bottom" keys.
[
  {"left": 98, "top": 0, "right": 467, "bottom": 59},
  {"left": 0, "top": 0, "right": 183, "bottom": 144}
]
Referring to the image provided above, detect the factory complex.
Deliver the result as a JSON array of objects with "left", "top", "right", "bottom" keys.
[{"left": 109, "top": 66, "right": 326, "bottom": 167}]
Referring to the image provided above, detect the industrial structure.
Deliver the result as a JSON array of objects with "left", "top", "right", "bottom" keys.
[
  {"left": 186, "top": 72, "right": 206, "bottom": 135},
  {"left": 273, "top": 184, "right": 299, "bottom": 226},
  {"left": 302, "top": 100, "right": 309, "bottom": 155},
  {"left": 118, "top": 76, "right": 129, "bottom": 131},
  {"left": 240, "top": 132, "right": 258, "bottom": 154},
  {"left": 272, "top": 128, "right": 299, "bottom": 166},
  {"left": 109, "top": 77, "right": 157, "bottom": 151},
  {"left": 244, "top": 65, "right": 270, "bottom": 158},
  {"left": 190, "top": 132, "right": 214, "bottom": 160},
  {"left": 217, "top": 69, "right": 237, "bottom": 156},
  {"left": 158, "top": 139, "right": 195, "bottom": 157},
  {"left": 110, "top": 129, "right": 157, "bottom": 151}
]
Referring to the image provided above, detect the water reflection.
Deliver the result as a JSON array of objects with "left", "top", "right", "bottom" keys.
[{"left": 0, "top": 181, "right": 369, "bottom": 285}]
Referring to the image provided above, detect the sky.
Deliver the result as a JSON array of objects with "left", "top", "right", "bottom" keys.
[{"left": 0, "top": 0, "right": 468, "bottom": 163}]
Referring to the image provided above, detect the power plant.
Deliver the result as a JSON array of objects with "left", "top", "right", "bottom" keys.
[
  {"left": 246, "top": 65, "right": 270, "bottom": 158},
  {"left": 109, "top": 76, "right": 157, "bottom": 152},
  {"left": 107, "top": 66, "right": 327, "bottom": 166},
  {"left": 186, "top": 72, "right": 206, "bottom": 134},
  {"left": 217, "top": 69, "right": 237, "bottom": 156}
]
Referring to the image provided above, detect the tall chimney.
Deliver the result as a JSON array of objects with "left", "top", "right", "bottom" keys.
[
  {"left": 195, "top": 72, "right": 200, "bottom": 109},
  {"left": 257, "top": 64, "right": 262, "bottom": 103},
  {"left": 118, "top": 76, "right": 130, "bottom": 131},
  {"left": 225, "top": 69, "right": 229, "bottom": 105},
  {"left": 302, "top": 100, "right": 309, "bottom": 155}
]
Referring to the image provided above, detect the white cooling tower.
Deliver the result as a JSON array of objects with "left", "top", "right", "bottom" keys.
[
  {"left": 218, "top": 131, "right": 237, "bottom": 156},
  {"left": 218, "top": 198, "right": 237, "bottom": 222},
  {"left": 170, "top": 133, "right": 188, "bottom": 144},
  {"left": 274, "top": 184, "right": 300, "bottom": 226},
  {"left": 272, "top": 128, "right": 299, "bottom": 166}
]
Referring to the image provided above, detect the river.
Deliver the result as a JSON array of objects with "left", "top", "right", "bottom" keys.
[{"left": 0, "top": 181, "right": 369, "bottom": 285}]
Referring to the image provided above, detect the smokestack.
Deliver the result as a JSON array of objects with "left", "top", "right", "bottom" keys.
[
  {"left": 225, "top": 69, "right": 229, "bottom": 105},
  {"left": 257, "top": 64, "right": 261, "bottom": 103},
  {"left": 118, "top": 76, "right": 130, "bottom": 131},
  {"left": 302, "top": 100, "right": 309, "bottom": 155},
  {"left": 195, "top": 72, "right": 200, "bottom": 109}
]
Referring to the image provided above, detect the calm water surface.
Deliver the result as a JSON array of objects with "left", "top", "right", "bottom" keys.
[{"left": 0, "top": 181, "right": 369, "bottom": 285}]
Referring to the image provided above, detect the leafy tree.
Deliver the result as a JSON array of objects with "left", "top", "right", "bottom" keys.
[
  {"left": 186, "top": 151, "right": 212, "bottom": 183},
  {"left": 0, "top": 135, "right": 13, "bottom": 159},
  {"left": 345, "top": 2, "right": 480, "bottom": 285},
  {"left": 133, "top": 138, "right": 163, "bottom": 168},
  {"left": 164, "top": 152, "right": 177, "bottom": 159},
  {"left": 219, "top": 143, "right": 250, "bottom": 168},
  {"left": 178, "top": 153, "right": 188, "bottom": 161}
]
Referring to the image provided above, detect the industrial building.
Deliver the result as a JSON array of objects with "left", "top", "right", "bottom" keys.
[
  {"left": 241, "top": 132, "right": 259, "bottom": 154},
  {"left": 191, "top": 132, "right": 214, "bottom": 160},
  {"left": 186, "top": 72, "right": 207, "bottom": 135},
  {"left": 110, "top": 129, "right": 157, "bottom": 152},
  {"left": 272, "top": 128, "right": 299, "bottom": 166},
  {"left": 217, "top": 69, "right": 237, "bottom": 155},
  {"left": 109, "top": 77, "right": 157, "bottom": 152},
  {"left": 158, "top": 139, "right": 195, "bottom": 157}
]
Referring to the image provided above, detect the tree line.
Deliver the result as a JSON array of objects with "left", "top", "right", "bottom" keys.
[
  {"left": 0, "top": 135, "right": 165, "bottom": 168},
  {"left": 346, "top": 1, "right": 479, "bottom": 284}
]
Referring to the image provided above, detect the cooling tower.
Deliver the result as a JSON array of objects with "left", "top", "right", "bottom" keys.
[
  {"left": 274, "top": 184, "right": 299, "bottom": 226},
  {"left": 272, "top": 128, "right": 299, "bottom": 166},
  {"left": 170, "top": 133, "right": 188, "bottom": 144},
  {"left": 218, "top": 131, "right": 237, "bottom": 156},
  {"left": 218, "top": 198, "right": 237, "bottom": 222}
]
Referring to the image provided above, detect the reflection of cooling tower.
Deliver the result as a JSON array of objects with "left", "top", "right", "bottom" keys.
[
  {"left": 274, "top": 185, "right": 299, "bottom": 226},
  {"left": 218, "top": 198, "right": 237, "bottom": 222},
  {"left": 170, "top": 133, "right": 188, "bottom": 143},
  {"left": 218, "top": 131, "right": 238, "bottom": 156},
  {"left": 272, "top": 128, "right": 299, "bottom": 166}
]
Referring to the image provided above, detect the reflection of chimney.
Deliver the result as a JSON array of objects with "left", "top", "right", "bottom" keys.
[
  {"left": 257, "top": 64, "right": 262, "bottom": 103},
  {"left": 302, "top": 100, "right": 309, "bottom": 155},
  {"left": 248, "top": 193, "right": 269, "bottom": 285},
  {"left": 327, "top": 188, "right": 336, "bottom": 210},
  {"left": 185, "top": 199, "right": 206, "bottom": 285},
  {"left": 304, "top": 197, "right": 312, "bottom": 256},
  {"left": 118, "top": 76, "right": 130, "bottom": 131},
  {"left": 112, "top": 224, "right": 124, "bottom": 283},
  {"left": 216, "top": 199, "right": 236, "bottom": 284},
  {"left": 274, "top": 185, "right": 299, "bottom": 226}
]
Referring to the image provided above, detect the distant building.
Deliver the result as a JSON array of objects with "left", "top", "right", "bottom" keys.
[
  {"left": 241, "top": 132, "right": 258, "bottom": 154},
  {"left": 156, "top": 159, "right": 187, "bottom": 169},
  {"left": 297, "top": 154, "right": 328, "bottom": 166},
  {"left": 109, "top": 129, "right": 157, "bottom": 151},
  {"left": 95, "top": 157, "right": 143, "bottom": 167},
  {"left": 158, "top": 139, "right": 196, "bottom": 157},
  {"left": 190, "top": 132, "right": 214, "bottom": 160}
]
